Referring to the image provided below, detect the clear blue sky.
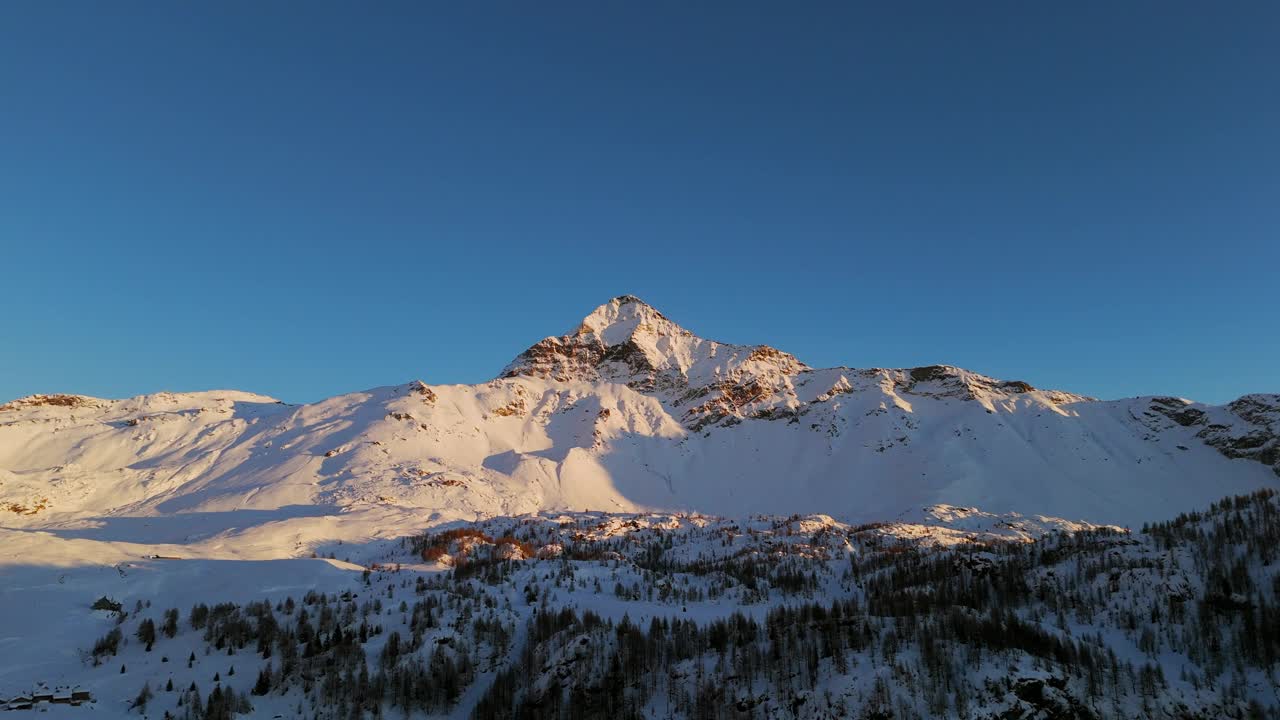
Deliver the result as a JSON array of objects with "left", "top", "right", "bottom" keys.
[{"left": 2, "top": 2, "right": 1276, "bottom": 404}]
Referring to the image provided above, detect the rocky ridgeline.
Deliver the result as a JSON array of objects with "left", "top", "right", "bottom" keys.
[
  {"left": 501, "top": 296, "right": 1091, "bottom": 433},
  {"left": 897, "top": 364, "right": 1090, "bottom": 406}
]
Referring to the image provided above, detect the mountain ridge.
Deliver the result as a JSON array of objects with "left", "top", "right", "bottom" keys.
[{"left": 1, "top": 296, "right": 1277, "bottom": 527}]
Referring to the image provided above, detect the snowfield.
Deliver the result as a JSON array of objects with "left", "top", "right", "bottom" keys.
[{"left": 1, "top": 296, "right": 1278, "bottom": 718}]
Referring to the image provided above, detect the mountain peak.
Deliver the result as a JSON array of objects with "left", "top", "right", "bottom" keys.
[
  {"left": 575, "top": 295, "right": 692, "bottom": 347},
  {"left": 501, "top": 297, "right": 805, "bottom": 391},
  {"left": 501, "top": 296, "right": 697, "bottom": 384}
]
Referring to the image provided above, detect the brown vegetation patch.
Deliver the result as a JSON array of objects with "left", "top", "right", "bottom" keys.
[{"left": 3, "top": 497, "right": 50, "bottom": 515}]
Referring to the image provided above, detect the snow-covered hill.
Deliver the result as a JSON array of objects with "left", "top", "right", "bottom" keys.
[
  {"left": 2, "top": 295, "right": 1277, "bottom": 533},
  {"left": 4, "top": 490, "right": 1276, "bottom": 719}
]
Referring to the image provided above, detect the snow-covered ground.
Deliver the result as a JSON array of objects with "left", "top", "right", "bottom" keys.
[{"left": 1, "top": 492, "right": 1276, "bottom": 718}]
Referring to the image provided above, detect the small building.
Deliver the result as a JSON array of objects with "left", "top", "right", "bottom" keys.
[{"left": 71, "top": 689, "right": 92, "bottom": 702}]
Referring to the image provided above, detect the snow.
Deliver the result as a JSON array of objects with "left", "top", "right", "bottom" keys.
[{"left": 0, "top": 296, "right": 1277, "bottom": 717}]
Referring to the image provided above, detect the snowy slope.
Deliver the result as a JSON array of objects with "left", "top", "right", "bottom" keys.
[
  {"left": 3, "top": 491, "right": 1275, "bottom": 719},
  {"left": 2, "top": 295, "right": 1277, "bottom": 535}
]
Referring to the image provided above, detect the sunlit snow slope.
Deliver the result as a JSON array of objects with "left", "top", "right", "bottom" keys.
[{"left": 2, "top": 295, "right": 1277, "bottom": 529}]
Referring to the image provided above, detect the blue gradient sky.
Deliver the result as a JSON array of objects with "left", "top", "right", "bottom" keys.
[{"left": 2, "top": 2, "right": 1276, "bottom": 404}]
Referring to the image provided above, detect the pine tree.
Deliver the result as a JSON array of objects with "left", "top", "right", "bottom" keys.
[
  {"left": 162, "top": 608, "right": 179, "bottom": 638},
  {"left": 130, "top": 682, "right": 152, "bottom": 711},
  {"left": 252, "top": 666, "right": 272, "bottom": 696},
  {"left": 137, "top": 618, "right": 157, "bottom": 651}
]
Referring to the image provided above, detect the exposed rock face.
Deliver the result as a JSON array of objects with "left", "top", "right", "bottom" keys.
[
  {"left": 1004, "top": 676, "right": 1100, "bottom": 720},
  {"left": 502, "top": 335, "right": 611, "bottom": 384},
  {"left": 406, "top": 380, "right": 437, "bottom": 403},
  {"left": 903, "top": 365, "right": 1087, "bottom": 405},
  {"left": 1149, "top": 396, "right": 1208, "bottom": 427},
  {"left": 1148, "top": 394, "right": 1280, "bottom": 476},
  {"left": 0, "top": 394, "right": 101, "bottom": 412},
  {"left": 1207, "top": 395, "right": 1280, "bottom": 475}
]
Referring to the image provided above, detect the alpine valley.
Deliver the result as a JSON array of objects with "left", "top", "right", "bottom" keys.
[{"left": 2, "top": 296, "right": 1278, "bottom": 719}]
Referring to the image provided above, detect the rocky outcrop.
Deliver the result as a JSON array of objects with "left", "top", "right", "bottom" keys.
[
  {"left": 901, "top": 365, "right": 1086, "bottom": 405},
  {"left": 407, "top": 380, "right": 437, "bottom": 403},
  {"left": 1149, "top": 396, "right": 1207, "bottom": 427},
  {"left": 0, "top": 394, "right": 102, "bottom": 412},
  {"left": 1206, "top": 395, "right": 1280, "bottom": 476},
  {"left": 1149, "top": 394, "right": 1280, "bottom": 476},
  {"left": 1001, "top": 676, "right": 1100, "bottom": 720},
  {"left": 502, "top": 335, "right": 611, "bottom": 383}
]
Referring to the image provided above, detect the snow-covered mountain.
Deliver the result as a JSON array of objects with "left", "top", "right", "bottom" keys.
[
  {"left": 2, "top": 295, "right": 1277, "bottom": 530},
  {"left": 3, "top": 297, "right": 1280, "bottom": 719}
]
